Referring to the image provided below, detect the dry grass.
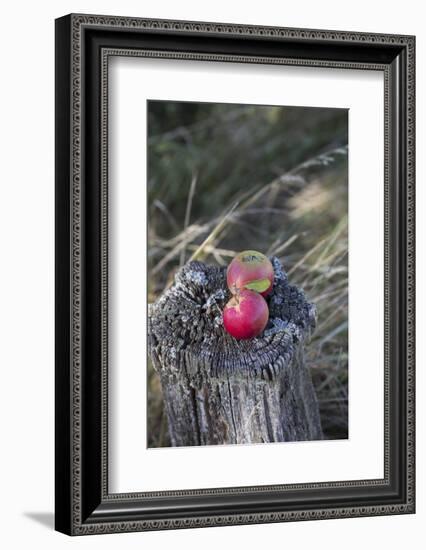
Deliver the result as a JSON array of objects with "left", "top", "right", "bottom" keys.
[{"left": 147, "top": 102, "right": 348, "bottom": 446}]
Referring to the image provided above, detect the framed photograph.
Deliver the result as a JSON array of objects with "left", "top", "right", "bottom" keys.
[{"left": 55, "top": 14, "right": 415, "bottom": 535}]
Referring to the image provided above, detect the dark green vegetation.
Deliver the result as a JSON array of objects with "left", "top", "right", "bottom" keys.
[{"left": 147, "top": 100, "right": 348, "bottom": 447}]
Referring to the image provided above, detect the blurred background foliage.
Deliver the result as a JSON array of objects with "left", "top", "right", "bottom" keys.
[{"left": 147, "top": 100, "right": 348, "bottom": 447}]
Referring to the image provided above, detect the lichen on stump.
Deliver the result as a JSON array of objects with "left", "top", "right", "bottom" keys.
[{"left": 148, "top": 257, "right": 323, "bottom": 446}]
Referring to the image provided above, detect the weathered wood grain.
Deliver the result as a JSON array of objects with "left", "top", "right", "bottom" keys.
[{"left": 148, "top": 258, "right": 322, "bottom": 446}]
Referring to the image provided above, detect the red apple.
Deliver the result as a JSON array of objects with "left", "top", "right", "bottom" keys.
[
  {"left": 227, "top": 250, "right": 274, "bottom": 297},
  {"left": 223, "top": 289, "right": 269, "bottom": 340}
]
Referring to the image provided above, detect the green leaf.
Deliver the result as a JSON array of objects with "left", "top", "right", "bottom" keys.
[{"left": 243, "top": 278, "right": 270, "bottom": 293}]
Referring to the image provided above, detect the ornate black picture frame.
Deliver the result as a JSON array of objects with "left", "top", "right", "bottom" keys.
[{"left": 55, "top": 13, "right": 415, "bottom": 535}]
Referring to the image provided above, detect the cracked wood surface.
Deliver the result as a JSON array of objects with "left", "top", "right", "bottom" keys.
[{"left": 148, "top": 258, "right": 323, "bottom": 446}]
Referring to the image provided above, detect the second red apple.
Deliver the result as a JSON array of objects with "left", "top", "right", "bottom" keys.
[{"left": 227, "top": 250, "right": 274, "bottom": 297}]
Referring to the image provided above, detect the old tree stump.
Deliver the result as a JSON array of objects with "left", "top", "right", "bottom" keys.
[{"left": 148, "top": 258, "right": 322, "bottom": 446}]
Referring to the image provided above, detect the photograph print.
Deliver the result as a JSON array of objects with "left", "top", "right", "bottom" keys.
[{"left": 147, "top": 100, "right": 348, "bottom": 448}]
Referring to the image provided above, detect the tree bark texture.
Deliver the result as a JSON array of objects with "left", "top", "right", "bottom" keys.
[{"left": 148, "top": 258, "right": 323, "bottom": 446}]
